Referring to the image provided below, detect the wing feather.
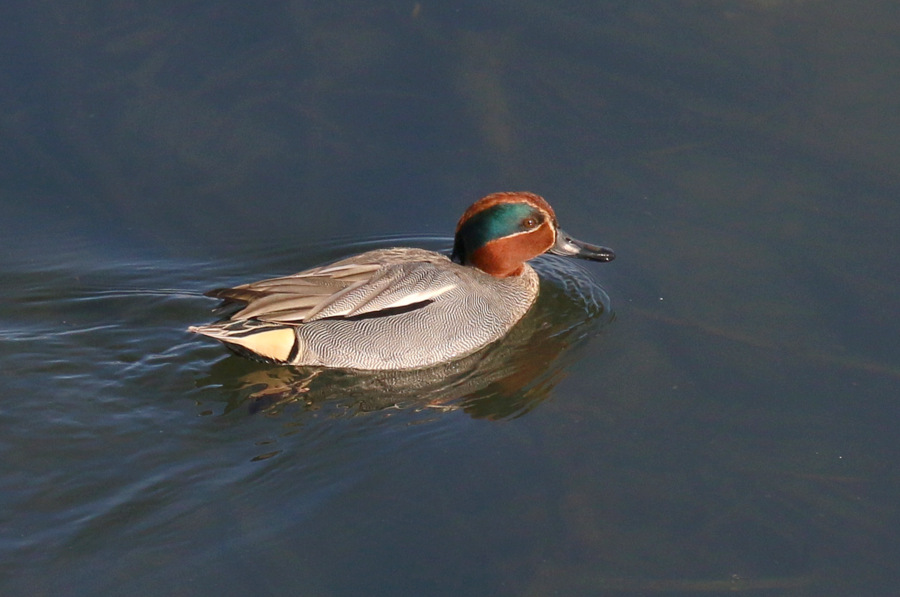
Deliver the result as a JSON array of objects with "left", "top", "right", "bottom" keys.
[
  {"left": 206, "top": 250, "right": 458, "bottom": 325},
  {"left": 304, "top": 266, "right": 457, "bottom": 321}
]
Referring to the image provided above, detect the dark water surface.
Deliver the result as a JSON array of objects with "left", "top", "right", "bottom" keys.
[{"left": 3, "top": 2, "right": 900, "bottom": 596}]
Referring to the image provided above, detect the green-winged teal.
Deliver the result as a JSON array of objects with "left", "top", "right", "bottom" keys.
[{"left": 189, "top": 192, "right": 614, "bottom": 370}]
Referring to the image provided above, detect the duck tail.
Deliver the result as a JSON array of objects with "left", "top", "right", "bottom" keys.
[{"left": 188, "top": 320, "right": 302, "bottom": 364}]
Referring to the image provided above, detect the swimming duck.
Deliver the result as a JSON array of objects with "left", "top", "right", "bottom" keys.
[{"left": 189, "top": 192, "right": 614, "bottom": 370}]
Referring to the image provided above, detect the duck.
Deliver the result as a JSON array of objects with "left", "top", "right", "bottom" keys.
[{"left": 189, "top": 191, "right": 614, "bottom": 370}]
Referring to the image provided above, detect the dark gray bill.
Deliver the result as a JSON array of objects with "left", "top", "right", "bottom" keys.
[{"left": 549, "top": 229, "right": 615, "bottom": 262}]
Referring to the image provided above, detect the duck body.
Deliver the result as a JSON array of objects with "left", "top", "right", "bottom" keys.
[{"left": 190, "top": 192, "right": 614, "bottom": 370}]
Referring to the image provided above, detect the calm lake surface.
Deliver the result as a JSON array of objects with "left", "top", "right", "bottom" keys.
[{"left": 2, "top": 2, "right": 899, "bottom": 595}]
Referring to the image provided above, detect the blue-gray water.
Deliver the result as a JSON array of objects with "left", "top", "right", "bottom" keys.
[{"left": 2, "top": 2, "right": 899, "bottom": 596}]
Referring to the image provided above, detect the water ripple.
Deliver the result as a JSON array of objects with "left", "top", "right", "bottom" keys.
[{"left": 0, "top": 239, "right": 615, "bottom": 576}]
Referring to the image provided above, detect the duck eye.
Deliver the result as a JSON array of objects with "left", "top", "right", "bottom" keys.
[{"left": 522, "top": 217, "right": 539, "bottom": 230}]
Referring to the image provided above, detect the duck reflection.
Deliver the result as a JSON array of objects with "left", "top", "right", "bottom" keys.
[{"left": 198, "top": 258, "right": 611, "bottom": 421}]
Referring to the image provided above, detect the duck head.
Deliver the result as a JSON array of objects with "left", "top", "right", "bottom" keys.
[{"left": 451, "top": 192, "right": 615, "bottom": 277}]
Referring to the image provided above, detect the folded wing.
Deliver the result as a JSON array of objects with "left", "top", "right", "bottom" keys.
[{"left": 206, "top": 255, "right": 459, "bottom": 324}]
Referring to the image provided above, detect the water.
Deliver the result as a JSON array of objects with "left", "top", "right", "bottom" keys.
[{"left": 3, "top": 2, "right": 900, "bottom": 596}]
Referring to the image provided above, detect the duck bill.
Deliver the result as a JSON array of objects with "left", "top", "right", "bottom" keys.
[{"left": 550, "top": 229, "right": 615, "bottom": 262}]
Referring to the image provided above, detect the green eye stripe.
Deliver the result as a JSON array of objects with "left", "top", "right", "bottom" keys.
[{"left": 457, "top": 203, "right": 538, "bottom": 254}]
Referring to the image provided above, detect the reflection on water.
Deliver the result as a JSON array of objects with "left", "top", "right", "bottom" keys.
[{"left": 196, "top": 253, "right": 612, "bottom": 421}]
